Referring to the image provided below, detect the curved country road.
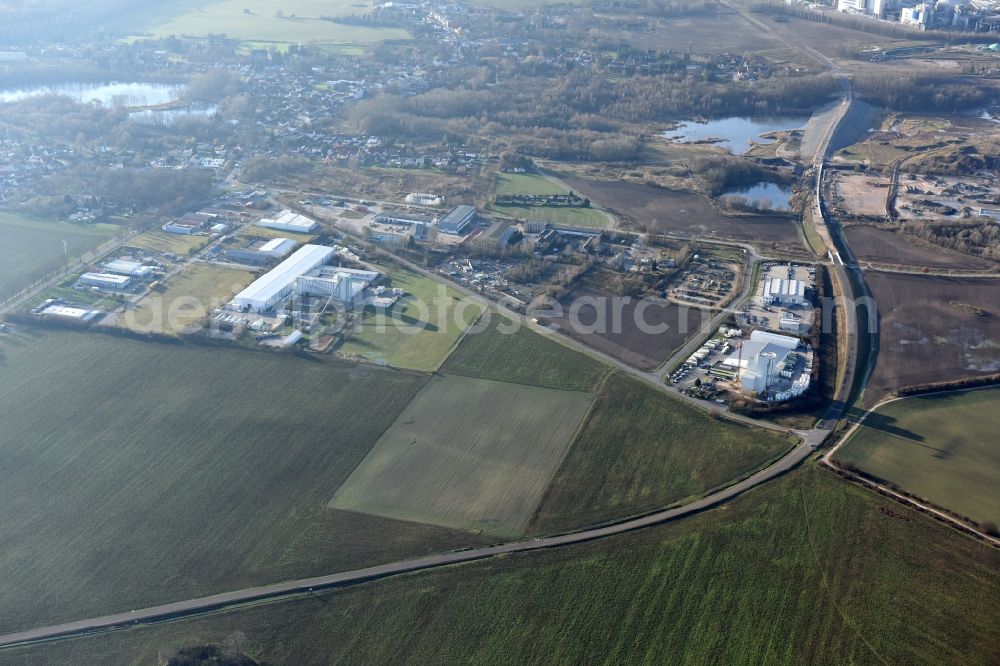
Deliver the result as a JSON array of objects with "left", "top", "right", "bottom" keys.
[
  {"left": 0, "top": 6, "right": 871, "bottom": 652},
  {"left": 0, "top": 440, "right": 817, "bottom": 650}
]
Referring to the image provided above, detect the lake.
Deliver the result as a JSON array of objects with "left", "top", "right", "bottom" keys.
[
  {"left": 720, "top": 182, "right": 793, "bottom": 211},
  {"left": 0, "top": 81, "right": 184, "bottom": 107},
  {"left": 664, "top": 116, "right": 810, "bottom": 155}
]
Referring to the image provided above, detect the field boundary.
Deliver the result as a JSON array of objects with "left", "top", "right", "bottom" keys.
[
  {"left": 0, "top": 436, "right": 815, "bottom": 651},
  {"left": 529, "top": 425, "right": 799, "bottom": 537},
  {"left": 823, "top": 384, "right": 1000, "bottom": 546}
]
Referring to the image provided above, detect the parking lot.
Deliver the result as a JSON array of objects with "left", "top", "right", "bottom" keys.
[{"left": 738, "top": 263, "right": 815, "bottom": 334}]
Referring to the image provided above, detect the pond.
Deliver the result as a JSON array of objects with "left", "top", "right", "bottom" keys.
[
  {"left": 0, "top": 81, "right": 184, "bottom": 107},
  {"left": 664, "top": 116, "right": 810, "bottom": 155},
  {"left": 720, "top": 182, "right": 793, "bottom": 211},
  {"left": 129, "top": 104, "right": 218, "bottom": 125}
]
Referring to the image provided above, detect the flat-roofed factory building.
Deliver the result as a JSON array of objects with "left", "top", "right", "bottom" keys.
[
  {"left": 297, "top": 267, "right": 380, "bottom": 306},
  {"left": 102, "top": 259, "right": 156, "bottom": 278},
  {"left": 78, "top": 272, "right": 132, "bottom": 290},
  {"left": 437, "top": 205, "right": 476, "bottom": 235},
  {"left": 232, "top": 244, "right": 334, "bottom": 312},
  {"left": 258, "top": 237, "right": 297, "bottom": 259},
  {"left": 257, "top": 210, "right": 318, "bottom": 234},
  {"left": 762, "top": 278, "right": 806, "bottom": 306}
]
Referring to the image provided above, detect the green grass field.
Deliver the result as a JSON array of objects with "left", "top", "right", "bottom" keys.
[
  {"left": 338, "top": 266, "right": 482, "bottom": 371},
  {"left": 490, "top": 173, "right": 609, "bottom": 228},
  {"left": 119, "top": 0, "right": 410, "bottom": 45},
  {"left": 442, "top": 316, "right": 608, "bottom": 392},
  {"left": 127, "top": 230, "right": 208, "bottom": 256},
  {"left": 0, "top": 329, "right": 494, "bottom": 634},
  {"left": 0, "top": 213, "right": 119, "bottom": 299},
  {"left": 238, "top": 225, "right": 317, "bottom": 242},
  {"left": 835, "top": 386, "right": 1000, "bottom": 526},
  {"left": 494, "top": 173, "right": 567, "bottom": 197},
  {"left": 11, "top": 466, "right": 998, "bottom": 665},
  {"left": 120, "top": 262, "right": 256, "bottom": 335},
  {"left": 530, "top": 373, "right": 795, "bottom": 533},
  {"left": 330, "top": 374, "right": 593, "bottom": 535}
]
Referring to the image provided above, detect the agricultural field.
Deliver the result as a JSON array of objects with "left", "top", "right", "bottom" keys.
[
  {"left": 119, "top": 262, "right": 256, "bottom": 335},
  {"left": 766, "top": 12, "right": 928, "bottom": 55},
  {"left": 126, "top": 230, "right": 209, "bottom": 256},
  {"left": 489, "top": 173, "right": 609, "bottom": 228},
  {"left": 836, "top": 386, "right": 1000, "bottom": 526},
  {"left": 329, "top": 374, "right": 593, "bottom": 536},
  {"left": 560, "top": 176, "right": 802, "bottom": 253},
  {"left": 844, "top": 225, "right": 996, "bottom": 270},
  {"left": 442, "top": 316, "right": 608, "bottom": 392},
  {"left": 530, "top": 373, "right": 793, "bottom": 533},
  {"left": 338, "top": 266, "right": 482, "bottom": 371},
  {"left": 0, "top": 329, "right": 492, "bottom": 633},
  {"left": 14, "top": 466, "right": 999, "bottom": 666},
  {"left": 542, "top": 279, "right": 714, "bottom": 371},
  {"left": 115, "top": 0, "right": 410, "bottom": 45},
  {"left": 627, "top": 8, "right": 789, "bottom": 56},
  {"left": 864, "top": 272, "right": 1000, "bottom": 406},
  {"left": 0, "top": 213, "right": 119, "bottom": 300}
]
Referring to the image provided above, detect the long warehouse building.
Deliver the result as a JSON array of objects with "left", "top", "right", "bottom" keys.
[{"left": 232, "top": 244, "right": 334, "bottom": 312}]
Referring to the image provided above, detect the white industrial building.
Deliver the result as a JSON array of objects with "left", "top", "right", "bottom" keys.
[
  {"left": 257, "top": 210, "right": 318, "bottom": 234},
  {"left": 297, "top": 266, "right": 380, "bottom": 305},
  {"left": 900, "top": 2, "right": 933, "bottom": 26},
  {"left": 258, "top": 237, "right": 297, "bottom": 259},
  {"left": 39, "top": 305, "right": 100, "bottom": 321},
  {"left": 232, "top": 244, "right": 335, "bottom": 312},
  {"left": 405, "top": 192, "right": 443, "bottom": 206},
  {"left": 78, "top": 272, "right": 131, "bottom": 290},
  {"left": 838, "top": 0, "right": 900, "bottom": 18},
  {"left": 723, "top": 331, "right": 804, "bottom": 397},
  {"left": 779, "top": 312, "right": 805, "bottom": 333},
  {"left": 762, "top": 277, "right": 806, "bottom": 305},
  {"left": 103, "top": 259, "right": 155, "bottom": 278}
]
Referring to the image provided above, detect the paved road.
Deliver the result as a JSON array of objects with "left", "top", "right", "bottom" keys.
[
  {"left": 0, "top": 438, "right": 817, "bottom": 650},
  {"left": 366, "top": 241, "right": 815, "bottom": 437},
  {"left": 0, "top": 199, "right": 829, "bottom": 651},
  {"left": 727, "top": 0, "right": 867, "bottom": 423},
  {"left": 0, "top": 20, "right": 870, "bottom": 648}
]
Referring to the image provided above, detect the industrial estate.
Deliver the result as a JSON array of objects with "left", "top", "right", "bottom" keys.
[{"left": 0, "top": 0, "right": 998, "bottom": 663}]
